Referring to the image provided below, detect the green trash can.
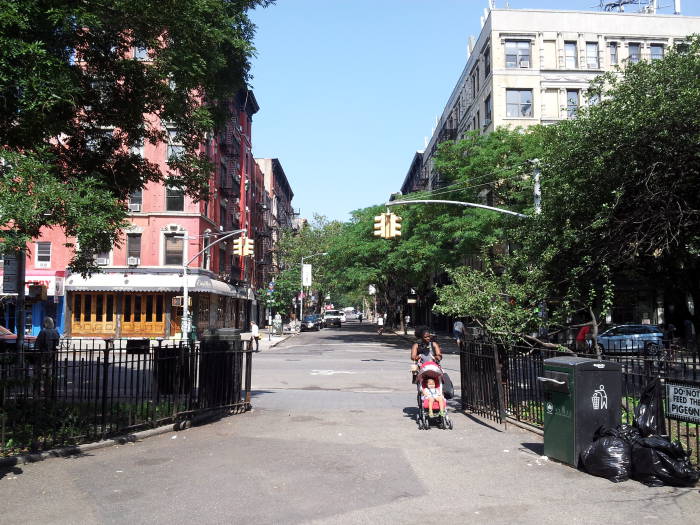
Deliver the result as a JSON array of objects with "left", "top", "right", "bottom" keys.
[{"left": 539, "top": 356, "right": 622, "bottom": 466}]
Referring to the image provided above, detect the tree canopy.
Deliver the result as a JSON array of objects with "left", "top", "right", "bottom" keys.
[{"left": 0, "top": 0, "right": 271, "bottom": 272}]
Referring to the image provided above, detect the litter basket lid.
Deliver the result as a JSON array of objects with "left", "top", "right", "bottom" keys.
[{"left": 543, "top": 356, "right": 621, "bottom": 371}]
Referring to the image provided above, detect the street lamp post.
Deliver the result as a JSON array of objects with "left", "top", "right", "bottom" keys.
[
  {"left": 385, "top": 199, "right": 528, "bottom": 218},
  {"left": 299, "top": 252, "right": 328, "bottom": 325},
  {"left": 181, "top": 228, "right": 247, "bottom": 338}
]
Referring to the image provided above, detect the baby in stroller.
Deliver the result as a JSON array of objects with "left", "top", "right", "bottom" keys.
[{"left": 415, "top": 360, "right": 453, "bottom": 430}]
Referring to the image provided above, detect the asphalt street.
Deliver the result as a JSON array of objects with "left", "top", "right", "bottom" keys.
[{"left": 2, "top": 322, "right": 699, "bottom": 524}]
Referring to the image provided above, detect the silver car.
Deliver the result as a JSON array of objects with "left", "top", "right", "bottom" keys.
[{"left": 597, "top": 324, "right": 664, "bottom": 354}]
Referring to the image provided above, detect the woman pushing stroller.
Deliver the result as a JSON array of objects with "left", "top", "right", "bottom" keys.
[
  {"left": 411, "top": 326, "right": 442, "bottom": 365},
  {"left": 411, "top": 327, "right": 452, "bottom": 429}
]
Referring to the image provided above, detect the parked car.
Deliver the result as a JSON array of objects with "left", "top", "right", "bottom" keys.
[
  {"left": 596, "top": 324, "right": 664, "bottom": 354},
  {"left": 0, "top": 325, "right": 37, "bottom": 351},
  {"left": 340, "top": 311, "right": 347, "bottom": 322},
  {"left": 323, "top": 310, "right": 342, "bottom": 328},
  {"left": 301, "top": 315, "right": 322, "bottom": 332}
]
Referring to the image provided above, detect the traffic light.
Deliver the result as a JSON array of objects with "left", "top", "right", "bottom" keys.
[
  {"left": 243, "top": 237, "right": 255, "bottom": 257},
  {"left": 389, "top": 213, "right": 402, "bottom": 237},
  {"left": 232, "top": 236, "right": 244, "bottom": 256},
  {"left": 373, "top": 214, "right": 386, "bottom": 238},
  {"left": 374, "top": 212, "right": 402, "bottom": 239}
]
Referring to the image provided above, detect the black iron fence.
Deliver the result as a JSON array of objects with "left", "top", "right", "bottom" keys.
[
  {"left": 460, "top": 341, "right": 700, "bottom": 465},
  {"left": 0, "top": 337, "right": 253, "bottom": 456}
]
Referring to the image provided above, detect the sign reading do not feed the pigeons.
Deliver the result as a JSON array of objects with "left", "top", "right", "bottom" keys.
[{"left": 666, "top": 382, "right": 700, "bottom": 424}]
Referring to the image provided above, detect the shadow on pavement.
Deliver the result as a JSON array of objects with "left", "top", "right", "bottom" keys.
[
  {"left": 520, "top": 442, "right": 544, "bottom": 456},
  {"left": 461, "top": 413, "right": 505, "bottom": 433},
  {"left": 0, "top": 465, "right": 23, "bottom": 479}
]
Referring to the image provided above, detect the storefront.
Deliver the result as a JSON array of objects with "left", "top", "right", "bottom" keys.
[
  {"left": 64, "top": 270, "right": 252, "bottom": 338},
  {"left": 0, "top": 271, "right": 65, "bottom": 336}
]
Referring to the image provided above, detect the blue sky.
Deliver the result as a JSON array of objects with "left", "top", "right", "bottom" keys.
[{"left": 249, "top": 0, "right": 699, "bottom": 221}]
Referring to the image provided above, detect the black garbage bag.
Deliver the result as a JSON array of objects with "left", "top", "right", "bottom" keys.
[
  {"left": 581, "top": 426, "right": 633, "bottom": 482},
  {"left": 442, "top": 373, "right": 454, "bottom": 399},
  {"left": 631, "top": 435, "right": 700, "bottom": 487},
  {"left": 634, "top": 378, "right": 666, "bottom": 437}
]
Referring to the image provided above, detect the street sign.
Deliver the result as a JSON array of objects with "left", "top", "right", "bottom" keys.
[
  {"left": 2, "top": 254, "right": 18, "bottom": 293},
  {"left": 667, "top": 382, "right": 700, "bottom": 423},
  {"left": 302, "top": 264, "right": 312, "bottom": 287}
]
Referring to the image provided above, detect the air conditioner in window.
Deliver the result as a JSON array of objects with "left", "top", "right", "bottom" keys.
[
  {"left": 95, "top": 257, "right": 109, "bottom": 266},
  {"left": 127, "top": 256, "right": 140, "bottom": 266},
  {"left": 128, "top": 203, "right": 141, "bottom": 212},
  {"left": 519, "top": 60, "right": 530, "bottom": 68}
]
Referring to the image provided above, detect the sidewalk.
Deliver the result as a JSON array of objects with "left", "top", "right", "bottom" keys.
[{"left": 241, "top": 331, "right": 295, "bottom": 352}]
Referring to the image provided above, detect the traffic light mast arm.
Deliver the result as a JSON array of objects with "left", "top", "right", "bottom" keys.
[{"left": 385, "top": 199, "right": 528, "bottom": 218}]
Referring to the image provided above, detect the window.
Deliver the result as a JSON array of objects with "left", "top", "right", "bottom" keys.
[
  {"left": 166, "top": 184, "right": 184, "bottom": 211},
  {"left": 483, "top": 46, "right": 491, "bottom": 76},
  {"left": 164, "top": 234, "right": 184, "bottom": 265},
  {"left": 610, "top": 42, "right": 618, "bottom": 65},
  {"left": 129, "top": 189, "right": 143, "bottom": 207},
  {"left": 131, "top": 140, "right": 144, "bottom": 157},
  {"left": 166, "top": 129, "right": 184, "bottom": 160},
  {"left": 127, "top": 234, "right": 141, "bottom": 259},
  {"left": 505, "top": 40, "right": 530, "bottom": 68},
  {"left": 95, "top": 251, "right": 110, "bottom": 265},
  {"left": 586, "top": 42, "right": 599, "bottom": 69},
  {"left": 86, "top": 128, "right": 113, "bottom": 152},
  {"left": 36, "top": 242, "right": 51, "bottom": 267},
  {"left": 506, "top": 89, "right": 533, "bottom": 117},
  {"left": 476, "top": 110, "right": 480, "bottom": 131},
  {"left": 220, "top": 161, "right": 227, "bottom": 187},
  {"left": 566, "top": 90, "right": 579, "bottom": 118},
  {"left": 470, "top": 64, "right": 479, "bottom": 96},
  {"left": 564, "top": 42, "right": 578, "bottom": 69},
  {"left": 650, "top": 44, "right": 664, "bottom": 61},
  {"left": 484, "top": 94, "right": 492, "bottom": 124},
  {"left": 628, "top": 43, "right": 641, "bottom": 63},
  {"left": 133, "top": 46, "right": 149, "bottom": 61},
  {"left": 219, "top": 246, "right": 227, "bottom": 273}
]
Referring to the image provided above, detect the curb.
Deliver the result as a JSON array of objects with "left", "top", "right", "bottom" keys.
[{"left": 0, "top": 421, "right": 187, "bottom": 469}]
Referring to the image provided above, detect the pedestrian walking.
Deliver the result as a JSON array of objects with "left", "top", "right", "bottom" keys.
[
  {"left": 34, "top": 316, "right": 60, "bottom": 396},
  {"left": 358, "top": 312, "right": 363, "bottom": 324},
  {"left": 250, "top": 320, "right": 260, "bottom": 351},
  {"left": 575, "top": 324, "right": 591, "bottom": 352},
  {"left": 377, "top": 313, "right": 384, "bottom": 335},
  {"left": 452, "top": 319, "right": 466, "bottom": 349}
]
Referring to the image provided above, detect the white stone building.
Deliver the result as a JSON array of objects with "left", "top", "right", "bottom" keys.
[{"left": 404, "top": 7, "right": 700, "bottom": 192}]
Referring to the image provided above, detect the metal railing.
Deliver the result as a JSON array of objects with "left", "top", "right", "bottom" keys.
[
  {"left": 461, "top": 340, "right": 700, "bottom": 464},
  {"left": 0, "top": 337, "right": 253, "bottom": 456}
]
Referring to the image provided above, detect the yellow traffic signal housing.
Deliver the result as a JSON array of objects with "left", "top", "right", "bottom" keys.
[
  {"left": 373, "top": 214, "right": 386, "bottom": 238},
  {"left": 389, "top": 214, "right": 402, "bottom": 237},
  {"left": 374, "top": 212, "right": 402, "bottom": 239},
  {"left": 232, "top": 236, "right": 244, "bottom": 256},
  {"left": 243, "top": 237, "right": 255, "bottom": 257}
]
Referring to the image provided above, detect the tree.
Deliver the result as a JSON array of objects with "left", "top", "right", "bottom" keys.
[
  {"left": 0, "top": 0, "right": 271, "bottom": 272},
  {"left": 431, "top": 37, "right": 700, "bottom": 345},
  {"left": 513, "top": 37, "right": 700, "bottom": 332}
]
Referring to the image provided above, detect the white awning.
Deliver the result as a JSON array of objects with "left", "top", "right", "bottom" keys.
[{"left": 64, "top": 272, "right": 249, "bottom": 298}]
